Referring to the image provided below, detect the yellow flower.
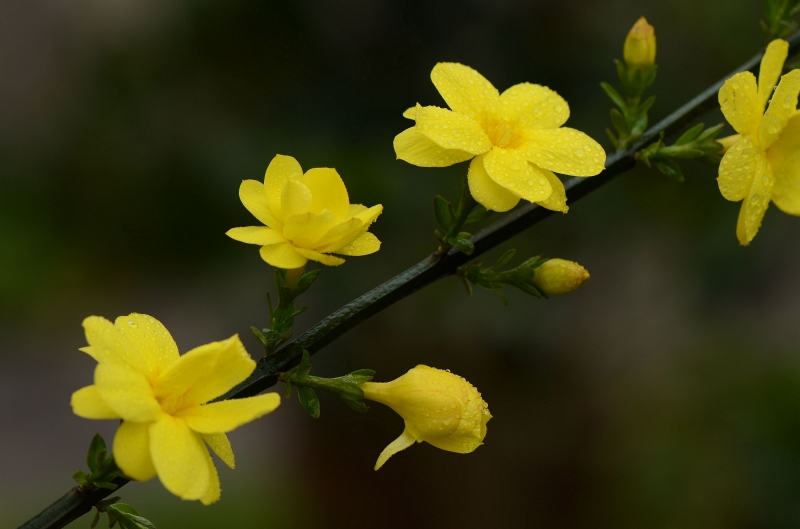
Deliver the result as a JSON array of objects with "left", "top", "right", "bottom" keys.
[
  {"left": 361, "top": 365, "right": 491, "bottom": 470},
  {"left": 717, "top": 39, "right": 800, "bottom": 245},
  {"left": 70, "top": 313, "right": 281, "bottom": 505},
  {"left": 532, "top": 258, "right": 590, "bottom": 296},
  {"left": 227, "top": 154, "right": 383, "bottom": 268},
  {"left": 394, "top": 63, "right": 606, "bottom": 213},
  {"left": 623, "top": 17, "right": 657, "bottom": 69}
]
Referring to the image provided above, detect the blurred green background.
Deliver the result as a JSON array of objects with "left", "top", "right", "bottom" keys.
[{"left": 3, "top": 0, "right": 800, "bottom": 527}]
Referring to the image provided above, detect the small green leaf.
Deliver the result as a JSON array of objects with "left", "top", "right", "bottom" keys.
[
  {"left": 606, "top": 128, "right": 618, "bottom": 150},
  {"left": 297, "top": 386, "right": 320, "bottom": 418},
  {"left": 297, "top": 350, "right": 313, "bottom": 377},
  {"left": 72, "top": 470, "right": 89, "bottom": 486},
  {"left": 342, "top": 398, "right": 369, "bottom": 413},
  {"left": 450, "top": 237, "right": 474, "bottom": 255},
  {"left": 250, "top": 326, "right": 267, "bottom": 346},
  {"left": 491, "top": 249, "right": 516, "bottom": 271},
  {"left": 87, "top": 434, "right": 107, "bottom": 473},
  {"left": 600, "top": 82, "right": 627, "bottom": 111},
  {"left": 283, "top": 380, "right": 293, "bottom": 399},
  {"left": 91, "top": 509, "right": 101, "bottom": 529},
  {"left": 433, "top": 195, "right": 454, "bottom": 231},
  {"left": 653, "top": 159, "right": 684, "bottom": 182},
  {"left": 610, "top": 108, "right": 628, "bottom": 136},
  {"left": 464, "top": 205, "right": 492, "bottom": 225},
  {"left": 674, "top": 123, "right": 704, "bottom": 146}
]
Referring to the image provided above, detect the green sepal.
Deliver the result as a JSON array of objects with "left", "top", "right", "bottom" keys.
[
  {"left": 653, "top": 159, "right": 684, "bottom": 182},
  {"left": 491, "top": 249, "right": 516, "bottom": 270},
  {"left": 72, "top": 470, "right": 89, "bottom": 486},
  {"left": 342, "top": 398, "right": 369, "bottom": 413},
  {"left": 675, "top": 122, "right": 705, "bottom": 145},
  {"left": 297, "top": 386, "right": 320, "bottom": 419},
  {"left": 609, "top": 108, "right": 627, "bottom": 135},
  {"left": 450, "top": 236, "right": 474, "bottom": 255},
  {"left": 464, "top": 205, "right": 492, "bottom": 225},
  {"left": 250, "top": 326, "right": 267, "bottom": 347},
  {"left": 91, "top": 509, "right": 101, "bottom": 529},
  {"left": 433, "top": 195, "right": 455, "bottom": 231},
  {"left": 87, "top": 433, "right": 107, "bottom": 473},
  {"left": 600, "top": 82, "right": 627, "bottom": 111}
]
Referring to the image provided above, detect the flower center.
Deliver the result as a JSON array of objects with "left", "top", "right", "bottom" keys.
[
  {"left": 485, "top": 120, "right": 523, "bottom": 149},
  {"left": 159, "top": 393, "right": 186, "bottom": 415}
]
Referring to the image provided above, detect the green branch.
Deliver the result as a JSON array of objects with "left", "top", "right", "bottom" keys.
[{"left": 18, "top": 31, "right": 800, "bottom": 529}]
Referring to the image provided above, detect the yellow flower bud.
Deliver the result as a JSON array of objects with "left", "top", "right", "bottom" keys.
[
  {"left": 532, "top": 258, "right": 590, "bottom": 296},
  {"left": 715, "top": 134, "right": 741, "bottom": 154},
  {"left": 361, "top": 365, "right": 491, "bottom": 470},
  {"left": 623, "top": 17, "right": 656, "bottom": 69}
]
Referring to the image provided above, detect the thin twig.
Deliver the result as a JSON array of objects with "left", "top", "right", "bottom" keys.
[{"left": 18, "top": 30, "right": 800, "bottom": 529}]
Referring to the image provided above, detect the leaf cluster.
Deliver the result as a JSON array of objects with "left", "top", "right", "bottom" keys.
[
  {"left": 457, "top": 249, "right": 548, "bottom": 305},
  {"left": 73, "top": 434, "right": 122, "bottom": 491},
  {"left": 91, "top": 497, "right": 156, "bottom": 529},
  {"left": 251, "top": 268, "right": 320, "bottom": 356},
  {"left": 762, "top": 0, "right": 800, "bottom": 40},
  {"left": 280, "top": 350, "right": 375, "bottom": 418},
  {"left": 637, "top": 123, "right": 724, "bottom": 182},
  {"left": 602, "top": 61, "right": 657, "bottom": 152}
]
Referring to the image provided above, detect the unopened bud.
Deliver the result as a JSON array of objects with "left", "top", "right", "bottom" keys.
[
  {"left": 715, "top": 134, "right": 741, "bottom": 154},
  {"left": 532, "top": 259, "right": 590, "bottom": 296},
  {"left": 624, "top": 17, "right": 657, "bottom": 69}
]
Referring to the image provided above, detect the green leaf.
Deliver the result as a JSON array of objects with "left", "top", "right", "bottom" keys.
[
  {"left": 72, "top": 470, "right": 89, "bottom": 486},
  {"left": 87, "top": 434, "right": 107, "bottom": 473},
  {"left": 297, "top": 350, "right": 313, "bottom": 377},
  {"left": 91, "top": 509, "right": 101, "bottom": 529},
  {"left": 653, "top": 159, "right": 684, "bottom": 182},
  {"left": 491, "top": 249, "right": 516, "bottom": 270},
  {"left": 614, "top": 59, "right": 629, "bottom": 90},
  {"left": 283, "top": 380, "right": 293, "bottom": 399},
  {"left": 94, "top": 481, "right": 119, "bottom": 490},
  {"left": 600, "top": 82, "right": 626, "bottom": 111},
  {"left": 464, "top": 205, "right": 492, "bottom": 225},
  {"left": 606, "top": 128, "right": 618, "bottom": 150},
  {"left": 433, "top": 195, "right": 454, "bottom": 231},
  {"left": 342, "top": 398, "right": 369, "bottom": 413},
  {"left": 450, "top": 237, "right": 474, "bottom": 255},
  {"left": 295, "top": 269, "right": 321, "bottom": 295},
  {"left": 297, "top": 386, "right": 320, "bottom": 418},
  {"left": 675, "top": 123, "right": 704, "bottom": 146},
  {"left": 250, "top": 326, "right": 267, "bottom": 346},
  {"left": 610, "top": 108, "right": 628, "bottom": 136},
  {"left": 697, "top": 122, "right": 724, "bottom": 141}
]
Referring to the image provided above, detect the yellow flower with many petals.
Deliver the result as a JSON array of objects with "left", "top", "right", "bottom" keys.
[
  {"left": 361, "top": 365, "right": 490, "bottom": 470},
  {"left": 71, "top": 313, "right": 280, "bottom": 504},
  {"left": 394, "top": 63, "right": 606, "bottom": 213},
  {"left": 717, "top": 38, "right": 800, "bottom": 245},
  {"left": 227, "top": 154, "right": 383, "bottom": 268}
]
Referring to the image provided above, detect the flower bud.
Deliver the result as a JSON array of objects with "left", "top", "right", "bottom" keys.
[
  {"left": 361, "top": 365, "right": 491, "bottom": 470},
  {"left": 531, "top": 258, "right": 590, "bottom": 296},
  {"left": 623, "top": 17, "right": 656, "bottom": 69}
]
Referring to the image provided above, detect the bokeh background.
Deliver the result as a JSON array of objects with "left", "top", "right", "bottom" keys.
[{"left": 3, "top": 0, "right": 800, "bottom": 527}]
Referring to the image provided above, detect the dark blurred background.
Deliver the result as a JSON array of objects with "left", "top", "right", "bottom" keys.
[{"left": 4, "top": 0, "right": 800, "bottom": 527}]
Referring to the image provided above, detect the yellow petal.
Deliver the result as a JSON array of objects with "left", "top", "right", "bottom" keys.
[
  {"left": 259, "top": 242, "right": 308, "bottom": 269},
  {"left": 177, "top": 393, "right": 282, "bottom": 434},
  {"left": 71, "top": 385, "right": 119, "bottom": 419},
  {"left": 94, "top": 362, "right": 161, "bottom": 423},
  {"left": 718, "top": 135, "right": 758, "bottom": 201},
  {"left": 353, "top": 204, "right": 383, "bottom": 226},
  {"left": 295, "top": 247, "right": 346, "bottom": 266},
  {"left": 535, "top": 170, "right": 569, "bottom": 213},
  {"left": 430, "top": 62, "right": 499, "bottom": 121},
  {"left": 200, "top": 448, "right": 221, "bottom": 505},
  {"left": 374, "top": 427, "right": 418, "bottom": 471},
  {"left": 499, "top": 83, "right": 569, "bottom": 130},
  {"left": 467, "top": 154, "right": 520, "bottom": 212},
  {"left": 281, "top": 179, "right": 312, "bottom": 219},
  {"left": 226, "top": 226, "right": 286, "bottom": 246},
  {"left": 264, "top": 154, "right": 303, "bottom": 220},
  {"left": 759, "top": 39, "right": 789, "bottom": 110},
  {"left": 202, "top": 433, "right": 235, "bottom": 469},
  {"left": 82, "top": 316, "right": 139, "bottom": 370},
  {"left": 736, "top": 155, "right": 775, "bottom": 245},
  {"left": 336, "top": 232, "right": 381, "bottom": 256},
  {"left": 349, "top": 204, "right": 368, "bottom": 216},
  {"left": 301, "top": 168, "right": 350, "bottom": 220},
  {"left": 393, "top": 127, "right": 475, "bottom": 167},
  {"left": 415, "top": 105, "right": 492, "bottom": 155},
  {"left": 482, "top": 148, "right": 552, "bottom": 203},
  {"left": 283, "top": 210, "right": 340, "bottom": 249},
  {"left": 402, "top": 106, "right": 416, "bottom": 119},
  {"left": 150, "top": 415, "right": 209, "bottom": 501},
  {"left": 521, "top": 128, "right": 606, "bottom": 176},
  {"left": 114, "top": 314, "right": 180, "bottom": 380},
  {"left": 760, "top": 70, "right": 800, "bottom": 149},
  {"left": 152, "top": 341, "right": 221, "bottom": 400},
  {"left": 182, "top": 335, "right": 256, "bottom": 406},
  {"left": 314, "top": 217, "right": 363, "bottom": 251},
  {"left": 239, "top": 180, "right": 282, "bottom": 230},
  {"left": 769, "top": 112, "right": 800, "bottom": 214},
  {"left": 113, "top": 421, "right": 157, "bottom": 481},
  {"left": 719, "top": 72, "right": 760, "bottom": 136}
]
